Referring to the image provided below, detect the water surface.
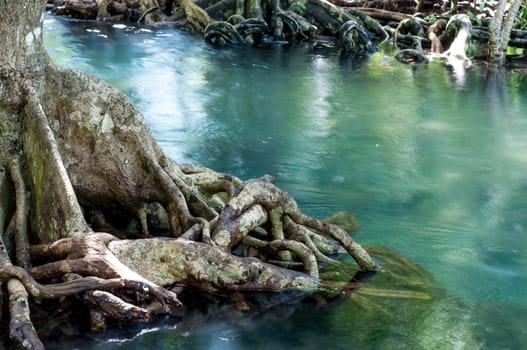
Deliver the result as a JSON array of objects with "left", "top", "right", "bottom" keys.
[{"left": 43, "top": 15, "right": 527, "bottom": 349}]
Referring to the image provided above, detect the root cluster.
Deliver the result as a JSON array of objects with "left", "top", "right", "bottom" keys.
[{"left": 48, "top": 0, "right": 527, "bottom": 62}]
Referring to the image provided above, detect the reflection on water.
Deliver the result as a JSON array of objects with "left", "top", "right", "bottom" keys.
[{"left": 43, "top": 15, "right": 527, "bottom": 349}]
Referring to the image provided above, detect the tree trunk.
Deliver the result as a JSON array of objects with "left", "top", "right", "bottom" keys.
[
  {"left": 1, "top": 0, "right": 378, "bottom": 348},
  {"left": 488, "top": 0, "right": 523, "bottom": 66}
]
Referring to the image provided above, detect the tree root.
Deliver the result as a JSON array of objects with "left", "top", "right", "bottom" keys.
[
  {"left": 7, "top": 277, "right": 45, "bottom": 350},
  {"left": 441, "top": 14, "right": 472, "bottom": 62},
  {"left": 1, "top": 158, "right": 44, "bottom": 349},
  {"left": 393, "top": 14, "right": 473, "bottom": 67},
  {"left": 0, "top": 232, "right": 180, "bottom": 346},
  {"left": 52, "top": 0, "right": 387, "bottom": 54},
  {"left": 23, "top": 233, "right": 323, "bottom": 296},
  {"left": 8, "top": 157, "right": 30, "bottom": 269},
  {"left": 26, "top": 233, "right": 182, "bottom": 310},
  {"left": 212, "top": 176, "right": 379, "bottom": 272},
  {"left": 1, "top": 230, "right": 44, "bottom": 349},
  {"left": 63, "top": 273, "right": 151, "bottom": 331}
]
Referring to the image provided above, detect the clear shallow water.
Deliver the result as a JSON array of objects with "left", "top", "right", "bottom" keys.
[{"left": 43, "top": 15, "right": 527, "bottom": 349}]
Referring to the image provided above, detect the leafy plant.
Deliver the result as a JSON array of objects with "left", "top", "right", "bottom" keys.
[
  {"left": 424, "top": 13, "right": 437, "bottom": 23},
  {"left": 290, "top": 0, "right": 307, "bottom": 12},
  {"left": 516, "top": 2, "right": 527, "bottom": 30}
]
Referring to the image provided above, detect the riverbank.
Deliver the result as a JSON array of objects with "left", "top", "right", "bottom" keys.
[{"left": 46, "top": 0, "right": 526, "bottom": 65}]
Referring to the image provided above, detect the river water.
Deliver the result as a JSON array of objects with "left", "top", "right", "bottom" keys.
[{"left": 43, "top": 15, "right": 527, "bottom": 349}]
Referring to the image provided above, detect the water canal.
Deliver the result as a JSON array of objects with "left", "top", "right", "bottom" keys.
[{"left": 43, "top": 15, "right": 527, "bottom": 349}]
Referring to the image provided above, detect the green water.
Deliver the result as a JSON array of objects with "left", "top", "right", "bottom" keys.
[{"left": 43, "top": 15, "right": 527, "bottom": 349}]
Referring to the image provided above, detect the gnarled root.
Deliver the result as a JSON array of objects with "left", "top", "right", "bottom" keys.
[
  {"left": 212, "top": 176, "right": 379, "bottom": 273},
  {"left": 441, "top": 14, "right": 472, "bottom": 63},
  {"left": 393, "top": 15, "right": 473, "bottom": 68},
  {"left": 1, "top": 163, "right": 44, "bottom": 350},
  {"left": 27, "top": 233, "right": 182, "bottom": 311},
  {"left": 0, "top": 238, "right": 42, "bottom": 350},
  {"left": 15, "top": 232, "right": 321, "bottom": 298},
  {"left": 339, "top": 19, "right": 376, "bottom": 55},
  {"left": 393, "top": 16, "right": 429, "bottom": 65},
  {"left": 181, "top": 0, "right": 212, "bottom": 32},
  {"left": 427, "top": 18, "right": 447, "bottom": 55}
]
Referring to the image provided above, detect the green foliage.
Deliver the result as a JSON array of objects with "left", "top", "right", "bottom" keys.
[
  {"left": 466, "top": 11, "right": 483, "bottom": 26},
  {"left": 423, "top": 13, "right": 437, "bottom": 23},
  {"left": 516, "top": 2, "right": 527, "bottom": 30},
  {"left": 506, "top": 46, "right": 525, "bottom": 55},
  {"left": 290, "top": 0, "right": 307, "bottom": 12}
]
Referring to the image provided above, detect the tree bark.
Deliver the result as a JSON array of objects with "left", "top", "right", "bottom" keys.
[{"left": 488, "top": 0, "right": 523, "bottom": 66}]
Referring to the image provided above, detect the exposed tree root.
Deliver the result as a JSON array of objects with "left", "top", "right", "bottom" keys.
[
  {"left": 1, "top": 226, "right": 44, "bottom": 349},
  {"left": 442, "top": 14, "right": 472, "bottom": 62},
  {"left": 7, "top": 277, "right": 45, "bottom": 350},
  {"left": 427, "top": 18, "right": 447, "bottom": 54},
  {"left": 211, "top": 176, "right": 378, "bottom": 272},
  {"left": 393, "top": 14, "right": 473, "bottom": 67},
  {"left": 9, "top": 157, "right": 30, "bottom": 269},
  {"left": 63, "top": 272, "right": 151, "bottom": 330},
  {"left": 47, "top": 0, "right": 527, "bottom": 68}
]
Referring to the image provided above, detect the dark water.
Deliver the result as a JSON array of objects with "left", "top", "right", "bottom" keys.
[{"left": 43, "top": 15, "right": 527, "bottom": 349}]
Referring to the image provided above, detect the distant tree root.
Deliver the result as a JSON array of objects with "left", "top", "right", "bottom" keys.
[
  {"left": 394, "top": 14, "right": 472, "bottom": 66},
  {"left": 48, "top": 0, "right": 527, "bottom": 63},
  {"left": 50, "top": 0, "right": 388, "bottom": 55}
]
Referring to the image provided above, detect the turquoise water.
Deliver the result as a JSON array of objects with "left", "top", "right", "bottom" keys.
[{"left": 43, "top": 15, "right": 527, "bottom": 349}]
